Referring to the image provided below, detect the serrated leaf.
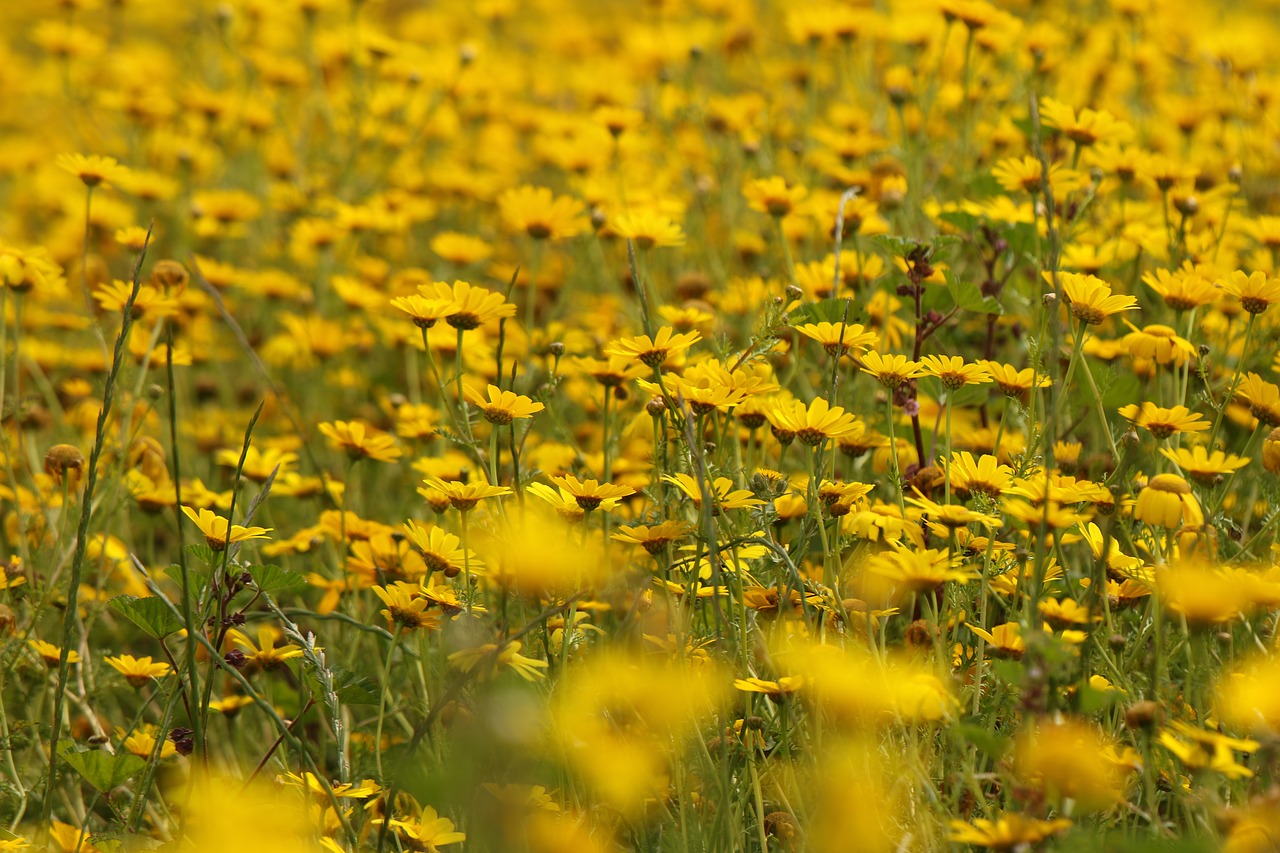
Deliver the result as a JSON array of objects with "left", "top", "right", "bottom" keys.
[
  {"left": 184, "top": 543, "right": 218, "bottom": 566},
  {"left": 163, "top": 562, "right": 211, "bottom": 593},
  {"left": 58, "top": 742, "right": 146, "bottom": 793},
  {"left": 108, "top": 595, "right": 181, "bottom": 639},
  {"left": 247, "top": 564, "right": 306, "bottom": 595},
  {"left": 333, "top": 667, "right": 380, "bottom": 705},
  {"left": 945, "top": 270, "right": 1003, "bottom": 315}
]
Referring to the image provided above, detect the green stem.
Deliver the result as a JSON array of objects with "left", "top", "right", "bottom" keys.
[{"left": 375, "top": 625, "right": 404, "bottom": 782}]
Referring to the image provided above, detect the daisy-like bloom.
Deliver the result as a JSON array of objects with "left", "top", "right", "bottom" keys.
[
  {"left": 207, "top": 695, "right": 254, "bottom": 716},
  {"left": 949, "top": 813, "right": 1072, "bottom": 848},
  {"left": 767, "top": 398, "right": 860, "bottom": 445},
  {"left": 499, "top": 185, "right": 586, "bottom": 241},
  {"left": 1122, "top": 323, "right": 1195, "bottom": 366},
  {"left": 946, "top": 452, "right": 1013, "bottom": 499},
  {"left": 421, "top": 280, "right": 517, "bottom": 330},
  {"left": 1134, "top": 474, "right": 1204, "bottom": 529},
  {"left": 463, "top": 384, "right": 544, "bottom": 425},
  {"left": 279, "top": 771, "right": 381, "bottom": 803},
  {"left": 1117, "top": 402, "right": 1209, "bottom": 439},
  {"left": 374, "top": 804, "right": 466, "bottom": 852},
  {"left": 1159, "top": 445, "right": 1249, "bottom": 486},
  {"left": 733, "top": 676, "right": 804, "bottom": 699},
  {"left": 611, "top": 520, "right": 693, "bottom": 555},
  {"left": 401, "top": 514, "right": 473, "bottom": 573},
  {"left": 0, "top": 244, "right": 65, "bottom": 293},
  {"left": 449, "top": 640, "right": 548, "bottom": 682},
  {"left": 372, "top": 582, "right": 441, "bottom": 631},
  {"left": 58, "top": 152, "right": 130, "bottom": 188},
  {"left": 181, "top": 506, "right": 272, "bottom": 551},
  {"left": 1039, "top": 97, "right": 1131, "bottom": 147},
  {"left": 1038, "top": 597, "right": 1099, "bottom": 629},
  {"left": 1158, "top": 721, "right": 1258, "bottom": 780},
  {"left": 1157, "top": 563, "right": 1250, "bottom": 626},
  {"left": 215, "top": 445, "right": 299, "bottom": 483},
  {"left": 47, "top": 822, "right": 100, "bottom": 853},
  {"left": 939, "top": 0, "right": 999, "bottom": 29},
  {"left": 604, "top": 326, "right": 702, "bottom": 368},
  {"left": 663, "top": 473, "right": 765, "bottom": 513},
  {"left": 30, "top": 639, "right": 79, "bottom": 667},
  {"left": 319, "top": 420, "right": 403, "bottom": 463},
  {"left": 1057, "top": 271, "right": 1139, "bottom": 325},
  {"left": 612, "top": 209, "right": 686, "bottom": 249},
  {"left": 967, "top": 622, "right": 1024, "bottom": 658},
  {"left": 419, "top": 478, "right": 511, "bottom": 512},
  {"left": 575, "top": 355, "right": 647, "bottom": 388},
  {"left": 907, "top": 493, "right": 1001, "bottom": 530},
  {"left": 992, "top": 155, "right": 1058, "bottom": 194},
  {"left": 390, "top": 292, "right": 456, "bottom": 329},
  {"left": 93, "top": 280, "right": 180, "bottom": 319},
  {"left": 527, "top": 483, "right": 617, "bottom": 522},
  {"left": 1142, "top": 266, "right": 1218, "bottom": 312},
  {"left": 549, "top": 474, "right": 635, "bottom": 511},
  {"left": 119, "top": 726, "right": 176, "bottom": 761},
  {"left": 743, "top": 176, "right": 807, "bottom": 217},
  {"left": 0, "top": 837, "right": 27, "bottom": 851},
  {"left": 919, "top": 355, "right": 992, "bottom": 389},
  {"left": 793, "top": 321, "right": 878, "bottom": 357},
  {"left": 430, "top": 231, "right": 492, "bottom": 265},
  {"left": 105, "top": 654, "right": 173, "bottom": 687},
  {"left": 1220, "top": 269, "right": 1280, "bottom": 315},
  {"left": 226, "top": 626, "right": 304, "bottom": 674},
  {"left": 867, "top": 546, "right": 976, "bottom": 593},
  {"left": 979, "top": 361, "right": 1051, "bottom": 401},
  {"left": 859, "top": 351, "right": 927, "bottom": 389},
  {"left": 1265, "top": 427, "right": 1280, "bottom": 473},
  {"left": 1236, "top": 374, "right": 1280, "bottom": 427}
]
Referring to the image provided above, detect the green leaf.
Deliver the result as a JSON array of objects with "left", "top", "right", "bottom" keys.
[
  {"left": 108, "top": 595, "right": 181, "bottom": 639},
  {"left": 163, "top": 561, "right": 211, "bottom": 593},
  {"left": 184, "top": 543, "right": 218, "bottom": 566},
  {"left": 990, "top": 658, "right": 1025, "bottom": 685},
  {"left": 58, "top": 742, "right": 146, "bottom": 793},
  {"left": 1077, "top": 684, "right": 1121, "bottom": 715},
  {"left": 955, "top": 720, "right": 1011, "bottom": 760},
  {"left": 332, "top": 666, "right": 380, "bottom": 705},
  {"left": 945, "top": 270, "right": 1003, "bottom": 315},
  {"left": 247, "top": 564, "right": 306, "bottom": 595}
]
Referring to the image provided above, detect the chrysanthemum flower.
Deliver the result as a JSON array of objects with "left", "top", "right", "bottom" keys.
[
  {"left": 419, "top": 478, "right": 511, "bottom": 512},
  {"left": 421, "top": 280, "right": 516, "bottom": 330},
  {"left": 30, "top": 639, "right": 79, "bottom": 667},
  {"left": 1142, "top": 266, "right": 1218, "bottom": 311},
  {"left": 794, "top": 321, "right": 878, "bottom": 357},
  {"left": 1122, "top": 322, "right": 1195, "bottom": 366},
  {"left": 1220, "top": 269, "right": 1280, "bottom": 315},
  {"left": 1117, "top": 402, "right": 1209, "bottom": 439},
  {"left": 402, "top": 520, "right": 472, "bottom": 578},
  {"left": 867, "top": 546, "right": 976, "bottom": 593},
  {"left": 859, "top": 351, "right": 927, "bottom": 389},
  {"left": 105, "top": 654, "right": 173, "bottom": 687},
  {"left": 611, "top": 520, "right": 693, "bottom": 555},
  {"left": 663, "top": 473, "right": 765, "bottom": 513},
  {"left": 549, "top": 474, "right": 635, "bottom": 511},
  {"left": 613, "top": 209, "right": 686, "bottom": 249},
  {"left": 919, "top": 355, "right": 991, "bottom": 389},
  {"left": 463, "top": 384, "right": 544, "bottom": 425},
  {"left": 1236, "top": 374, "right": 1280, "bottom": 427},
  {"left": 319, "top": 420, "right": 403, "bottom": 463},
  {"left": 1057, "top": 271, "right": 1139, "bottom": 325},
  {"left": 390, "top": 292, "right": 456, "bottom": 329},
  {"left": 1040, "top": 97, "right": 1132, "bottom": 147},
  {"left": 1159, "top": 445, "right": 1249, "bottom": 485},
  {"left": 767, "top": 397, "right": 860, "bottom": 445},
  {"left": 181, "top": 506, "right": 272, "bottom": 551},
  {"left": 372, "top": 582, "right": 441, "bottom": 631},
  {"left": 743, "top": 176, "right": 807, "bottom": 217},
  {"left": 1133, "top": 474, "right": 1203, "bottom": 528},
  {"left": 949, "top": 813, "right": 1072, "bottom": 848},
  {"left": 58, "top": 152, "right": 130, "bottom": 188},
  {"left": 604, "top": 326, "right": 702, "bottom": 369},
  {"left": 945, "top": 452, "right": 1012, "bottom": 499},
  {"left": 499, "top": 185, "right": 586, "bottom": 240}
]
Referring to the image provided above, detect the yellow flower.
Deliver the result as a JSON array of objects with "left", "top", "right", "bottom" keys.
[
  {"left": 1123, "top": 322, "right": 1196, "bottom": 366},
  {"left": 949, "top": 813, "right": 1072, "bottom": 849},
  {"left": 1040, "top": 97, "right": 1132, "bottom": 146},
  {"left": 859, "top": 351, "right": 927, "bottom": 389},
  {"left": 1160, "top": 445, "right": 1249, "bottom": 485},
  {"left": 421, "top": 280, "right": 517, "bottom": 330},
  {"left": 318, "top": 420, "right": 403, "bottom": 463},
  {"left": 402, "top": 520, "right": 474, "bottom": 577},
  {"left": 743, "top": 176, "right": 807, "bottom": 217},
  {"left": 611, "top": 520, "right": 692, "bottom": 555},
  {"left": 867, "top": 546, "right": 976, "bottom": 593},
  {"left": 733, "top": 676, "right": 804, "bottom": 697},
  {"left": 1220, "top": 269, "right": 1280, "bottom": 315},
  {"left": 449, "top": 640, "right": 548, "bottom": 681},
  {"left": 946, "top": 452, "right": 1012, "bottom": 499},
  {"left": 499, "top": 185, "right": 586, "bottom": 241},
  {"left": 1133, "top": 474, "right": 1203, "bottom": 529},
  {"left": 463, "top": 384, "right": 544, "bottom": 424},
  {"left": 979, "top": 361, "right": 1051, "bottom": 400},
  {"left": 105, "top": 654, "right": 173, "bottom": 687},
  {"left": 58, "top": 152, "right": 130, "bottom": 188},
  {"left": 549, "top": 474, "right": 635, "bottom": 511},
  {"left": 390, "top": 292, "right": 456, "bottom": 329},
  {"left": 767, "top": 397, "right": 860, "bottom": 445},
  {"left": 1158, "top": 721, "right": 1258, "bottom": 779},
  {"left": 604, "top": 326, "right": 702, "bottom": 368},
  {"left": 419, "top": 478, "right": 511, "bottom": 511},
  {"left": 372, "top": 582, "right": 441, "bottom": 631},
  {"left": 180, "top": 506, "right": 272, "bottom": 551},
  {"left": 794, "top": 321, "right": 878, "bottom": 357},
  {"left": 1057, "top": 271, "right": 1139, "bottom": 325},
  {"left": 1118, "top": 402, "right": 1209, "bottom": 439},
  {"left": 30, "top": 639, "right": 79, "bottom": 667},
  {"left": 375, "top": 804, "right": 467, "bottom": 852},
  {"left": 613, "top": 209, "right": 686, "bottom": 249},
  {"left": 1142, "top": 266, "right": 1218, "bottom": 311},
  {"left": 966, "top": 622, "right": 1025, "bottom": 658},
  {"left": 662, "top": 473, "right": 765, "bottom": 513},
  {"left": 226, "top": 626, "right": 304, "bottom": 674},
  {"left": 919, "top": 355, "right": 991, "bottom": 389}
]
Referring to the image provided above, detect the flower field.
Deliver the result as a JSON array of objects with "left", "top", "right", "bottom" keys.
[{"left": 4, "top": 0, "right": 1280, "bottom": 850}]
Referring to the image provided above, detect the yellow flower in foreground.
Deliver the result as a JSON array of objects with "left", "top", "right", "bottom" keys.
[
  {"left": 319, "top": 420, "right": 403, "bottom": 463},
  {"left": 604, "top": 326, "right": 702, "bottom": 368},
  {"left": 859, "top": 351, "right": 927, "bottom": 389},
  {"left": 1158, "top": 721, "right": 1258, "bottom": 779},
  {"left": 463, "top": 384, "right": 544, "bottom": 424},
  {"left": 105, "top": 654, "right": 173, "bottom": 687},
  {"left": 662, "top": 473, "right": 765, "bottom": 512},
  {"left": 449, "top": 640, "right": 548, "bottom": 681},
  {"left": 1133, "top": 474, "right": 1203, "bottom": 529},
  {"left": 767, "top": 397, "right": 860, "bottom": 445},
  {"left": 1220, "top": 269, "right": 1280, "bottom": 315},
  {"left": 548, "top": 474, "right": 635, "bottom": 511},
  {"left": 1118, "top": 402, "right": 1210, "bottom": 439},
  {"left": 919, "top": 355, "right": 991, "bottom": 389},
  {"left": 794, "top": 321, "right": 879, "bottom": 357},
  {"left": 1057, "top": 271, "right": 1139, "bottom": 325},
  {"left": 181, "top": 506, "right": 271, "bottom": 551},
  {"left": 1160, "top": 445, "right": 1249, "bottom": 485},
  {"left": 376, "top": 804, "right": 466, "bottom": 852}
]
